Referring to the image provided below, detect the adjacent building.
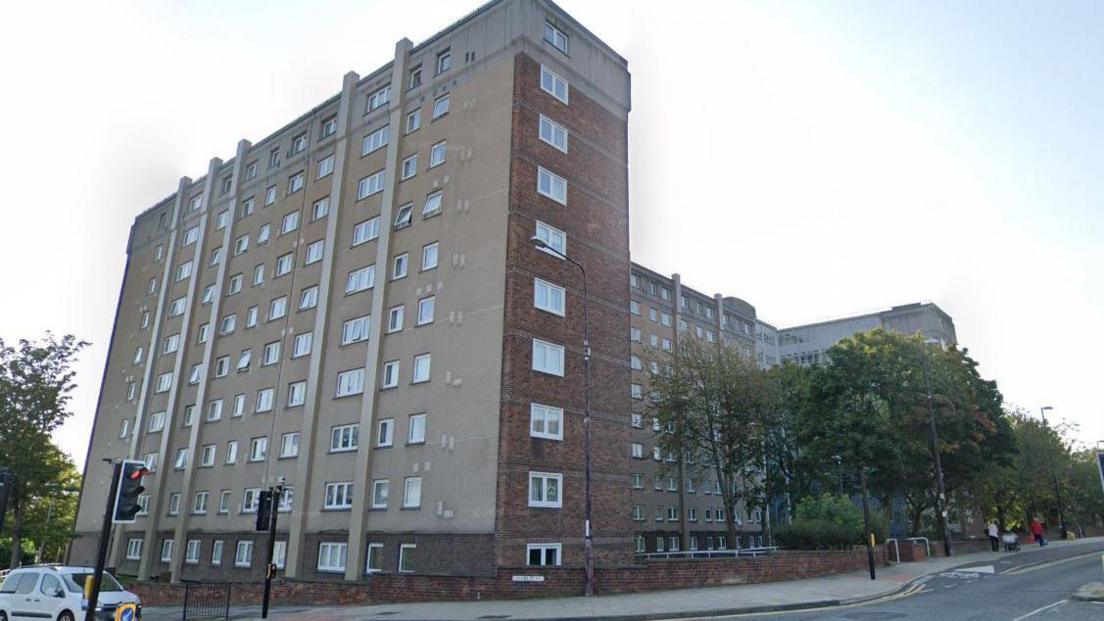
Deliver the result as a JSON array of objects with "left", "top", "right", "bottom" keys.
[
  {"left": 774, "top": 302, "right": 957, "bottom": 367},
  {"left": 72, "top": 0, "right": 632, "bottom": 583}
]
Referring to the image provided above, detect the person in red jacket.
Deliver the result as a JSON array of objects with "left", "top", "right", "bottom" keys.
[{"left": 1029, "top": 518, "right": 1046, "bottom": 547}]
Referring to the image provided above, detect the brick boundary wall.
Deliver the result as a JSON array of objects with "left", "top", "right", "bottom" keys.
[{"left": 129, "top": 547, "right": 885, "bottom": 606}]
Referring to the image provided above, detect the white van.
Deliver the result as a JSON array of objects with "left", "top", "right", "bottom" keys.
[{"left": 0, "top": 566, "right": 141, "bottom": 621}]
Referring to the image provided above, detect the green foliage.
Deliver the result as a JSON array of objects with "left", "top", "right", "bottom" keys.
[
  {"left": 796, "top": 494, "right": 864, "bottom": 529},
  {"left": 775, "top": 520, "right": 860, "bottom": 550}
]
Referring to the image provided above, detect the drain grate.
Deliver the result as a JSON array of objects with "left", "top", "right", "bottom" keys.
[{"left": 478, "top": 616, "right": 512, "bottom": 619}]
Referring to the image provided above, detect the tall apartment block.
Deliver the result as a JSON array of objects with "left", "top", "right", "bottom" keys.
[
  {"left": 72, "top": 0, "right": 631, "bottom": 583},
  {"left": 626, "top": 265, "right": 765, "bottom": 554},
  {"left": 771, "top": 302, "right": 957, "bottom": 367}
]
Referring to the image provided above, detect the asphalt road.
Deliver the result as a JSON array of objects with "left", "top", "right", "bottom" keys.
[{"left": 725, "top": 543, "right": 1104, "bottom": 621}]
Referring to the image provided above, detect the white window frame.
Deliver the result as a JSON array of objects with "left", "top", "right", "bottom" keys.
[
  {"left": 539, "top": 114, "right": 568, "bottom": 152},
  {"left": 537, "top": 166, "right": 567, "bottom": 205},
  {"left": 528, "top": 471, "right": 563, "bottom": 508},
  {"left": 532, "top": 339, "right": 565, "bottom": 376},
  {"left": 529, "top": 403, "right": 564, "bottom": 441},
  {"left": 540, "top": 65, "right": 569, "bottom": 104},
  {"left": 533, "top": 278, "right": 566, "bottom": 316}
]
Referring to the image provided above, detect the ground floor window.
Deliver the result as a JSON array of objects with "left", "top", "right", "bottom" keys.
[
  {"left": 526, "top": 543, "right": 562, "bottom": 566},
  {"left": 399, "top": 543, "right": 416, "bottom": 573},
  {"left": 366, "top": 543, "right": 383, "bottom": 573},
  {"left": 317, "top": 542, "right": 347, "bottom": 572}
]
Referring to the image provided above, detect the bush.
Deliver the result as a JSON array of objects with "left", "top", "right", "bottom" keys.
[{"left": 774, "top": 494, "right": 889, "bottom": 550}]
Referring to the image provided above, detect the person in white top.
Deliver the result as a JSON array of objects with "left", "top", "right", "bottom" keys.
[{"left": 987, "top": 522, "right": 1000, "bottom": 551}]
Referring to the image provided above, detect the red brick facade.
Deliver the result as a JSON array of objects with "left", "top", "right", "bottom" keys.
[{"left": 494, "top": 52, "right": 633, "bottom": 568}]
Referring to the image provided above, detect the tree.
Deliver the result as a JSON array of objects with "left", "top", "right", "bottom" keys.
[
  {"left": 0, "top": 333, "right": 88, "bottom": 568},
  {"left": 647, "top": 338, "right": 776, "bottom": 546}
]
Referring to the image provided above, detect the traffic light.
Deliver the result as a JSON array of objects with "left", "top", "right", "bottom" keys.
[
  {"left": 255, "top": 490, "right": 274, "bottom": 531},
  {"left": 113, "top": 460, "right": 149, "bottom": 524}
]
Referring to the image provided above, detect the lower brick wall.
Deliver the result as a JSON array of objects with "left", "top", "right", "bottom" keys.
[{"left": 130, "top": 546, "right": 885, "bottom": 606}]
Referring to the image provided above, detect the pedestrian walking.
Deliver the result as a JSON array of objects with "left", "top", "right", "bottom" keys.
[
  {"left": 1029, "top": 518, "right": 1046, "bottom": 546},
  {"left": 986, "top": 522, "right": 1000, "bottom": 551}
]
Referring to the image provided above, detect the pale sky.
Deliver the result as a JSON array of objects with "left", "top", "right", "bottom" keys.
[{"left": 2, "top": 0, "right": 1101, "bottom": 469}]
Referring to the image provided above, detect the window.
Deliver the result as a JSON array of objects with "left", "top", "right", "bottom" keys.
[
  {"left": 420, "top": 244, "right": 440, "bottom": 273},
  {"left": 432, "top": 95, "right": 449, "bottom": 119},
  {"left": 272, "top": 255, "right": 294, "bottom": 280},
  {"left": 405, "top": 109, "right": 421, "bottom": 133},
  {"left": 392, "top": 252, "right": 409, "bottom": 279},
  {"left": 249, "top": 437, "right": 267, "bottom": 462},
  {"left": 258, "top": 223, "right": 271, "bottom": 244},
  {"left": 312, "top": 197, "right": 330, "bottom": 221},
  {"left": 168, "top": 492, "right": 181, "bottom": 514},
  {"left": 162, "top": 333, "right": 180, "bottom": 355},
  {"left": 147, "top": 278, "right": 157, "bottom": 294},
  {"left": 534, "top": 278, "right": 566, "bottom": 315},
  {"left": 631, "top": 473, "right": 644, "bottom": 489},
  {"left": 539, "top": 115, "right": 568, "bottom": 152},
  {"left": 155, "top": 372, "right": 173, "bottom": 393},
  {"left": 182, "top": 226, "right": 199, "bottom": 246},
  {"left": 143, "top": 453, "right": 158, "bottom": 472},
  {"left": 161, "top": 539, "right": 175, "bottom": 562},
  {"left": 544, "top": 21, "right": 569, "bottom": 54},
  {"left": 189, "top": 363, "right": 202, "bottom": 383},
  {"left": 371, "top": 480, "right": 389, "bottom": 509},
  {"left": 266, "top": 296, "right": 287, "bottom": 320},
  {"left": 255, "top": 387, "right": 274, "bottom": 412},
  {"left": 367, "top": 85, "right": 391, "bottom": 111},
  {"left": 528, "top": 472, "right": 562, "bottom": 508},
  {"left": 320, "top": 115, "right": 337, "bottom": 138},
  {"left": 233, "top": 234, "right": 249, "bottom": 256},
  {"left": 362, "top": 126, "right": 389, "bottom": 155},
  {"left": 252, "top": 264, "right": 265, "bottom": 287},
  {"left": 245, "top": 306, "right": 259, "bottom": 328},
  {"left": 119, "top": 417, "right": 131, "bottom": 438},
  {"left": 532, "top": 339, "right": 565, "bottom": 376},
  {"left": 416, "top": 296, "right": 435, "bottom": 325},
  {"left": 287, "top": 380, "right": 306, "bottom": 407},
  {"left": 534, "top": 221, "right": 566, "bottom": 256},
  {"left": 147, "top": 411, "right": 165, "bottom": 433},
  {"left": 530, "top": 403, "right": 563, "bottom": 440},
  {"left": 287, "top": 171, "right": 305, "bottom": 194},
  {"left": 292, "top": 332, "right": 312, "bottom": 358},
  {"left": 403, "top": 413, "right": 426, "bottom": 444},
  {"left": 209, "top": 246, "right": 223, "bottom": 267},
  {"left": 631, "top": 383, "right": 643, "bottom": 399},
  {"left": 290, "top": 132, "right": 308, "bottom": 155},
  {"left": 155, "top": 244, "right": 164, "bottom": 261},
  {"left": 387, "top": 305, "right": 404, "bottom": 333},
  {"left": 394, "top": 203, "right": 414, "bottom": 228},
  {"left": 357, "top": 170, "right": 385, "bottom": 199},
  {"left": 540, "top": 65, "right": 569, "bottom": 104},
  {"left": 412, "top": 354, "right": 431, "bottom": 384},
  {"left": 262, "top": 341, "right": 281, "bottom": 366},
  {"left": 324, "top": 482, "right": 353, "bottom": 509},
  {"left": 317, "top": 542, "right": 347, "bottom": 572},
  {"left": 422, "top": 192, "right": 443, "bottom": 218},
  {"left": 169, "top": 297, "right": 186, "bottom": 316},
  {"left": 299, "top": 285, "right": 319, "bottom": 310},
  {"left": 200, "top": 445, "right": 215, "bottom": 467},
  {"left": 281, "top": 432, "right": 300, "bottom": 458},
  {"left": 305, "top": 240, "right": 324, "bottom": 264},
  {"left": 631, "top": 443, "right": 643, "bottom": 458},
  {"left": 281, "top": 211, "right": 300, "bottom": 235},
  {"left": 400, "top": 154, "right": 418, "bottom": 180},
  {"left": 399, "top": 544, "right": 416, "bottom": 573},
  {"left": 366, "top": 544, "right": 384, "bottom": 573},
  {"left": 377, "top": 418, "right": 394, "bottom": 447},
  {"left": 528, "top": 542, "right": 562, "bottom": 567},
  {"left": 176, "top": 261, "right": 193, "bottom": 281},
  {"left": 331, "top": 424, "right": 359, "bottom": 452},
  {"left": 537, "top": 166, "right": 567, "bottom": 204},
  {"left": 346, "top": 265, "right": 375, "bottom": 294},
  {"left": 232, "top": 394, "right": 246, "bottom": 417},
  {"left": 126, "top": 539, "right": 142, "bottom": 561},
  {"left": 202, "top": 284, "right": 216, "bottom": 305},
  {"left": 630, "top": 356, "right": 642, "bottom": 371},
  {"left": 403, "top": 477, "right": 422, "bottom": 508},
  {"left": 342, "top": 315, "right": 370, "bottom": 345},
  {"left": 242, "top": 488, "right": 261, "bottom": 513},
  {"left": 336, "top": 368, "right": 365, "bottom": 397},
  {"left": 211, "top": 539, "right": 224, "bottom": 564},
  {"left": 352, "top": 217, "right": 380, "bottom": 246},
  {"left": 408, "top": 64, "right": 422, "bottom": 89},
  {"left": 193, "top": 492, "right": 209, "bottom": 514},
  {"left": 429, "top": 141, "right": 446, "bottom": 167},
  {"left": 189, "top": 195, "right": 203, "bottom": 212},
  {"left": 382, "top": 360, "right": 400, "bottom": 388},
  {"left": 435, "top": 48, "right": 451, "bottom": 74},
  {"left": 227, "top": 274, "right": 243, "bottom": 296},
  {"left": 225, "top": 441, "right": 238, "bottom": 465},
  {"left": 235, "top": 541, "right": 253, "bottom": 567},
  {"left": 241, "top": 197, "right": 256, "bottom": 217}
]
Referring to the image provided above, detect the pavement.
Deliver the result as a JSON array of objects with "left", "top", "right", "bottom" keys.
[{"left": 141, "top": 537, "right": 1104, "bottom": 621}]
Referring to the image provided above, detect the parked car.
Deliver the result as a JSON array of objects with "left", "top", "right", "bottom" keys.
[{"left": 0, "top": 566, "right": 141, "bottom": 621}]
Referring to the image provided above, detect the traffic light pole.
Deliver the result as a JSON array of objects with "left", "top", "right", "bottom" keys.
[
  {"left": 261, "top": 486, "right": 282, "bottom": 619},
  {"left": 86, "top": 462, "right": 122, "bottom": 621}
]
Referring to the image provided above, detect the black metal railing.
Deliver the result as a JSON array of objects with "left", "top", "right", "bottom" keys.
[{"left": 182, "top": 581, "right": 231, "bottom": 620}]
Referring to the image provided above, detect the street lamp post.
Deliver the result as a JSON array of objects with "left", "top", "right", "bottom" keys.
[
  {"left": 531, "top": 236, "right": 594, "bottom": 597},
  {"left": 1039, "top": 406, "right": 1067, "bottom": 540},
  {"left": 920, "top": 338, "right": 953, "bottom": 557}
]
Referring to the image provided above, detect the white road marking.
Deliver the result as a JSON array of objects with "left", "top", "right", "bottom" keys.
[
  {"left": 958, "top": 565, "right": 996, "bottom": 574},
  {"left": 1010, "top": 598, "right": 1068, "bottom": 621}
]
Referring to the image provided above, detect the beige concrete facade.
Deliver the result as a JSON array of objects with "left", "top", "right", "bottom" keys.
[{"left": 73, "top": 0, "right": 630, "bottom": 582}]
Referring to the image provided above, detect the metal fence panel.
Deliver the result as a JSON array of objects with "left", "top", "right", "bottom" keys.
[{"left": 182, "top": 582, "right": 230, "bottom": 620}]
